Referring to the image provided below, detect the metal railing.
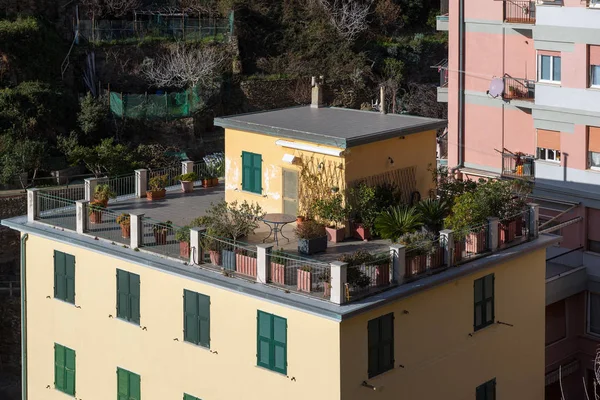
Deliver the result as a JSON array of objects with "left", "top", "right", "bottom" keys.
[
  {"left": 440, "top": 0, "right": 449, "bottom": 16},
  {"left": 105, "top": 174, "right": 136, "bottom": 201},
  {"left": 85, "top": 207, "right": 129, "bottom": 245},
  {"left": 439, "top": 60, "right": 449, "bottom": 87},
  {"left": 498, "top": 210, "right": 532, "bottom": 249},
  {"left": 38, "top": 185, "right": 85, "bottom": 202},
  {"left": 37, "top": 193, "right": 77, "bottom": 231},
  {"left": 148, "top": 166, "right": 181, "bottom": 191},
  {"left": 503, "top": 76, "right": 535, "bottom": 101},
  {"left": 502, "top": 152, "right": 535, "bottom": 179},
  {"left": 504, "top": 0, "right": 536, "bottom": 23},
  {"left": 267, "top": 250, "right": 331, "bottom": 299},
  {"left": 346, "top": 252, "right": 394, "bottom": 300},
  {"left": 140, "top": 218, "right": 187, "bottom": 260},
  {"left": 454, "top": 224, "right": 490, "bottom": 264},
  {"left": 404, "top": 242, "right": 446, "bottom": 280},
  {"left": 199, "top": 234, "right": 260, "bottom": 280},
  {"left": 193, "top": 162, "right": 209, "bottom": 184}
]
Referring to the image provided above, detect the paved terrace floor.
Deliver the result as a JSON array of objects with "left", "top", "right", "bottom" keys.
[{"left": 103, "top": 183, "right": 392, "bottom": 262}]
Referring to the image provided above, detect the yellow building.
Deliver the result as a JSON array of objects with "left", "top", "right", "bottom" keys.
[
  {"left": 214, "top": 103, "right": 446, "bottom": 215},
  {"left": 3, "top": 195, "right": 559, "bottom": 400}
]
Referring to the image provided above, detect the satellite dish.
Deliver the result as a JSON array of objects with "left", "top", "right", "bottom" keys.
[{"left": 488, "top": 78, "right": 505, "bottom": 98}]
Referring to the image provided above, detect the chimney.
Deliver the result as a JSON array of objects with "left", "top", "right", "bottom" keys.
[
  {"left": 311, "top": 76, "right": 324, "bottom": 108},
  {"left": 380, "top": 86, "right": 386, "bottom": 115}
]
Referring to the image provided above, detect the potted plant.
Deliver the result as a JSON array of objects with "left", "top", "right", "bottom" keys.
[
  {"left": 338, "top": 250, "right": 374, "bottom": 289},
  {"left": 211, "top": 174, "right": 219, "bottom": 187},
  {"left": 176, "top": 172, "right": 198, "bottom": 194},
  {"left": 175, "top": 226, "right": 191, "bottom": 258},
  {"left": 93, "top": 184, "right": 116, "bottom": 207},
  {"left": 270, "top": 249, "right": 288, "bottom": 285},
  {"left": 235, "top": 248, "right": 257, "bottom": 277},
  {"left": 201, "top": 232, "right": 222, "bottom": 266},
  {"left": 375, "top": 206, "right": 422, "bottom": 241},
  {"left": 312, "top": 194, "right": 348, "bottom": 243},
  {"left": 399, "top": 231, "right": 435, "bottom": 278},
  {"left": 416, "top": 198, "right": 449, "bottom": 234},
  {"left": 296, "top": 215, "right": 305, "bottom": 224},
  {"left": 295, "top": 220, "right": 327, "bottom": 255},
  {"left": 88, "top": 200, "right": 104, "bottom": 224},
  {"left": 116, "top": 213, "right": 131, "bottom": 238},
  {"left": 347, "top": 184, "right": 379, "bottom": 241},
  {"left": 297, "top": 266, "right": 313, "bottom": 293},
  {"left": 153, "top": 220, "right": 172, "bottom": 245},
  {"left": 147, "top": 175, "right": 168, "bottom": 200}
]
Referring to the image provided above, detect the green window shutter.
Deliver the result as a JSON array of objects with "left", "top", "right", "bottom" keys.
[
  {"left": 129, "top": 371, "right": 141, "bottom": 400},
  {"left": 129, "top": 273, "right": 140, "bottom": 324},
  {"left": 65, "top": 347, "right": 76, "bottom": 395},
  {"left": 198, "top": 293, "right": 210, "bottom": 348},
  {"left": 65, "top": 254, "right": 76, "bottom": 304},
  {"left": 476, "top": 378, "right": 496, "bottom": 400},
  {"left": 476, "top": 384, "right": 485, "bottom": 400},
  {"left": 242, "top": 152, "right": 251, "bottom": 192},
  {"left": 257, "top": 311, "right": 272, "bottom": 370},
  {"left": 184, "top": 290, "right": 199, "bottom": 344},
  {"left": 272, "top": 316, "right": 287, "bottom": 374},
  {"left": 184, "top": 394, "right": 201, "bottom": 400},
  {"left": 474, "top": 274, "right": 495, "bottom": 331},
  {"left": 367, "top": 313, "right": 394, "bottom": 378},
  {"left": 54, "top": 251, "right": 66, "bottom": 300},
  {"left": 367, "top": 319, "right": 379, "bottom": 378},
  {"left": 117, "top": 269, "right": 130, "bottom": 320},
  {"left": 252, "top": 153, "right": 262, "bottom": 194},
  {"left": 117, "top": 368, "right": 129, "bottom": 400},
  {"left": 54, "top": 344, "right": 65, "bottom": 391}
]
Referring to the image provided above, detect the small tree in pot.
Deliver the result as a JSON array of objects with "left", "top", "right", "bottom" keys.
[
  {"left": 153, "top": 220, "right": 172, "bottom": 245},
  {"left": 175, "top": 226, "right": 191, "bottom": 258},
  {"left": 88, "top": 200, "right": 105, "bottom": 224},
  {"left": 147, "top": 175, "right": 168, "bottom": 200},
  {"left": 338, "top": 250, "right": 374, "bottom": 289},
  {"left": 94, "top": 184, "right": 116, "bottom": 207},
  {"left": 116, "top": 213, "right": 130, "bottom": 238},
  {"left": 176, "top": 172, "right": 198, "bottom": 194},
  {"left": 312, "top": 194, "right": 348, "bottom": 243},
  {"left": 295, "top": 220, "right": 327, "bottom": 255},
  {"left": 347, "top": 184, "right": 379, "bottom": 241}
]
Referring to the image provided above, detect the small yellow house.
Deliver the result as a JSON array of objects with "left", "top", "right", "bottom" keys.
[{"left": 214, "top": 93, "right": 446, "bottom": 215}]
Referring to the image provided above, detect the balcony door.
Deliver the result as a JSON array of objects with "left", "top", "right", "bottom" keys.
[{"left": 282, "top": 169, "right": 298, "bottom": 216}]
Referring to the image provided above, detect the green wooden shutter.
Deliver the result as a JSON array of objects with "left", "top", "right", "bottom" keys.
[
  {"left": 54, "top": 251, "right": 66, "bottom": 300},
  {"left": 184, "top": 394, "right": 200, "bottom": 400},
  {"left": 367, "top": 318, "right": 379, "bottom": 378},
  {"left": 252, "top": 153, "right": 262, "bottom": 194},
  {"left": 65, "top": 347, "right": 76, "bottom": 395},
  {"left": 380, "top": 314, "right": 394, "bottom": 372},
  {"left": 257, "top": 311, "right": 272, "bottom": 369},
  {"left": 272, "top": 316, "right": 287, "bottom": 374},
  {"left": 117, "top": 368, "right": 129, "bottom": 400},
  {"left": 198, "top": 293, "right": 210, "bottom": 348},
  {"left": 242, "top": 152, "right": 251, "bottom": 192},
  {"left": 129, "top": 371, "right": 141, "bottom": 400},
  {"left": 485, "top": 274, "right": 495, "bottom": 326},
  {"left": 65, "top": 254, "right": 75, "bottom": 304},
  {"left": 476, "top": 384, "right": 485, "bottom": 400},
  {"left": 117, "top": 270, "right": 130, "bottom": 320},
  {"left": 129, "top": 273, "right": 140, "bottom": 324},
  {"left": 184, "top": 290, "right": 199, "bottom": 344},
  {"left": 54, "top": 344, "right": 65, "bottom": 391}
]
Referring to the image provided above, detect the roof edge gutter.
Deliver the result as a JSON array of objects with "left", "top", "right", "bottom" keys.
[
  {"left": 21, "top": 233, "right": 28, "bottom": 400},
  {"left": 458, "top": 0, "right": 465, "bottom": 168}
]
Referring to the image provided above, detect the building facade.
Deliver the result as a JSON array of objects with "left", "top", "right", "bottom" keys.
[{"left": 438, "top": 0, "right": 600, "bottom": 397}]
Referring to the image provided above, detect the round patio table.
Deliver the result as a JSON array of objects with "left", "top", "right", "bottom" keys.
[{"left": 262, "top": 213, "right": 297, "bottom": 246}]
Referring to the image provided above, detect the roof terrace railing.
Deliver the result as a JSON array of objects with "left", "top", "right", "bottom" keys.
[{"left": 504, "top": 0, "right": 536, "bottom": 24}]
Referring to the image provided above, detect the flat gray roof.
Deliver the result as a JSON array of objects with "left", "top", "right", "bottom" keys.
[{"left": 214, "top": 106, "right": 447, "bottom": 148}]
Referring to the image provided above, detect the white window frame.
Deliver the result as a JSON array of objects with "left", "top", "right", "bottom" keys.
[
  {"left": 538, "top": 54, "right": 561, "bottom": 83},
  {"left": 587, "top": 292, "right": 600, "bottom": 337},
  {"left": 537, "top": 147, "right": 561, "bottom": 163},
  {"left": 591, "top": 65, "right": 600, "bottom": 88},
  {"left": 589, "top": 0, "right": 600, "bottom": 8}
]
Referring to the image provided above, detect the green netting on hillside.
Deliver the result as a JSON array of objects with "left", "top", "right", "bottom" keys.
[{"left": 109, "top": 87, "right": 206, "bottom": 120}]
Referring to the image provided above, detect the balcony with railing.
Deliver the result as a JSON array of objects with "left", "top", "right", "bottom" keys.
[
  {"left": 436, "top": 59, "right": 449, "bottom": 103},
  {"left": 503, "top": 75, "right": 535, "bottom": 102},
  {"left": 504, "top": 0, "right": 536, "bottom": 24},
  {"left": 437, "top": 0, "right": 449, "bottom": 30},
  {"left": 502, "top": 151, "right": 535, "bottom": 179}
]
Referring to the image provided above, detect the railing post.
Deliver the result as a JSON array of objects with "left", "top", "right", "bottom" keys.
[
  {"left": 84, "top": 177, "right": 100, "bottom": 201},
  {"left": 27, "top": 188, "right": 40, "bottom": 222},
  {"left": 440, "top": 229, "right": 454, "bottom": 267},
  {"left": 130, "top": 213, "right": 145, "bottom": 249},
  {"left": 330, "top": 261, "right": 347, "bottom": 305},
  {"left": 135, "top": 169, "right": 148, "bottom": 198},
  {"left": 256, "top": 244, "right": 274, "bottom": 284},
  {"left": 182, "top": 160, "right": 194, "bottom": 175},
  {"left": 190, "top": 227, "right": 206, "bottom": 265},
  {"left": 528, "top": 203, "right": 539, "bottom": 238},
  {"left": 487, "top": 217, "right": 499, "bottom": 251},
  {"left": 75, "top": 200, "right": 89, "bottom": 234},
  {"left": 390, "top": 244, "right": 406, "bottom": 283}
]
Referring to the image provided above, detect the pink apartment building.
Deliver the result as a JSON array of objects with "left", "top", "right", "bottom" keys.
[{"left": 437, "top": 0, "right": 600, "bottom": 398}]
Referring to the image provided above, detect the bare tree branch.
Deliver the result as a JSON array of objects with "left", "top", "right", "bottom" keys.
[
  {"left": 141, "top": 45, "right": 225, "bottom": 89},
  {"left": 104, "top": 0, "right": 142, "bottom": 17},
  {"left": 316, "top": 0, "right": 373, "bottom": 42}
]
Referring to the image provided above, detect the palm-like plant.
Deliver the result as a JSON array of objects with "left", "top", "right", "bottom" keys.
[
  {"left": 375, "top": 206, "right": 422, "bottom": 241},
  {"left": 416, "top": 198, "right": 450, "bottom": 233}
]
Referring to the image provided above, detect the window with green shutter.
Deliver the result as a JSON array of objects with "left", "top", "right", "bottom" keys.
[
  {"left": 54, "top": 250, "right": 75, "bottom": 304},
  {"left": 367, "top": 313, "right": 394, "bottom": 378},
  {"left": 242, "top": 151, "right": 262, "bottom": 194},
  {"left": 183, "top": 290, "right": 210, "bottom": 348},
  {"left": 476, "top": 378, "right": 496, "bottom": 400},
  {"left": 183, "top": 394, "right": 201, "bottom": 400},
  {"left": 54, "top": 343, "right": 75, "bottom": 396},
  {"left": 256, "top": 310, "right": 287, "bottom": 374},
  {"left": 116, "top": 269, "right": 140, "bottom": 324},
  {"left": 117, "top": 368, "right": 140, "bottom": 400},
  {"left": 474, "top": 274, "right": 495, "bottom": 331}
]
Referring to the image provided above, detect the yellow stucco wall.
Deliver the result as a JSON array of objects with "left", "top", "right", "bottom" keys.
[
  {"left": 344, "top": 130, "right": 437, "bottom": 200},
  {"left": 339, "top": 248, "right": 546, "bottom": 400},
  {"left": 24, "top": 234, "right": 341, "bottom": 400}
]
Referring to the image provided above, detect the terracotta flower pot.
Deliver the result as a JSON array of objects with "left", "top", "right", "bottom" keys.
[
  {"left": 466, "top": 231, "right": 486, "bottom": 254},
  {"left": 454, "top": 241, "right": 464, "bottom": 263},
  {"left": 211, "top": 178, "right": 219, "bottom": 186},
  {"left": 270, "top": 263, "right": 286, "bottom": 285},
  {"left": 202, "top": 179, "right": 211, "bottom": 188},
  {"left": 296, "top": 216, "right": 305, "bottom": 224},
  {"left": 180, "top": 181, "right": 194, "bottom": 193},
  {"left": 297, "top": 269, "right": 312, "bottom": 293},
  {"left": 154, "top": 230, "right": 168, "bottom": 245},
  {"left": 235, "top": 253, "right": 257, "bottom": 277},
  {"left": 405, "top": 254, "right": 427, "bottom": 278},
  {"left": 375, "top": 263, "right": 390, "bottom": 286},
  {"left": 428, "top": 247, "right": 444, "bottom": 270},
  {"left": 209, "top": 250, "right": 221, "bottom": 266},
  {"left": 120, "top": 224, "right": 131, "bottom": 238},
  {"left": 499, "top": 220, "right": 517, "bottom": 244},
  {"left": 146, "top": 189, "right": 166, "bottom": 201},
  {"left": 353, "top": 222, "right": 371, "bottom": 241},
  {"left": 323, "top": 282, "right": 331, "bottom": 297},
  {"left": 89, "top": 211, "right": 102, "bottom": 224},
  {"left": 179, "top": 242, "right": 190, "bottom": 258},
  {"left": 325, "top": 226, "right": 345, "bottom": 243}
]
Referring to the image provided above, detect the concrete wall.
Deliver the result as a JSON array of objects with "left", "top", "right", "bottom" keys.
[
  {"left": 339, "top": 248, "right": 547, "bottom": 400},
  {"left": 24, "top": 233, "right": 341, "bottom": 400}
]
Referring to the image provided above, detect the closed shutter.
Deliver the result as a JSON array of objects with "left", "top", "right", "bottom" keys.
[
  {"left": 590, "top": 46, "right": 600, "bottom": 66},
  {"left": 476, "top": 384, "right": 486, "bottom": 400},
  {"left": 589, "top": 127, "right": 600, "bottom": 153},
  {"left": 242, "top": 152, "right": 251, "bottom": 192},
  {"left": 117, "top": 270, "right": 129, "bottom": 320},
  {"left": 129, "top": 273, "right": 140, "bottom": 324},
  {"left": 484, "top": 275, "right": 495, "bottom": 325},
  {"left": 65, "top": 254, "right": 75, "bottom": 304},
  {"left": 380, "top": 314, "right": 394, "bottom": 372},
  {"left": 54, "top": 344, "right": 65, "bottom": 391},
  {"left": 241, "top": 151, "right": 262, "bottom": 194},
  {"left": 252, "top": 153, "right": 262, "bottom": 194},
  {"left": 117, "top": 368, "right": 129, "bottom": 400},
  {"left": 65, "top": 347, "right": 76, "bottom": 395},
  {"left": 54, "top": 251, "right": 66, "bottom": 300},
  {"left": 257, "top": 311, "right": 272, "bottom": 369},
  {"left": 129, "top": 372, "right": 141, "bottom": 400},
  {"left": 367, "top": 318, "right": 379, "bottom": 378},
  {"left": 198, "top": 294, "right": 210, "bottom": 348},
  {"left": 184, "top": 395, "right": 200, "bottom": 400},
  {"left": 537, "top": 129, "right": 561, "bottom": 151},
  {"left": 184, "top": 290, "right": 199, "bottom": 344},
  {"left": 273, "top": 316, "right": 287, "bottom": 374},
  {"left": 474, "top": 274, "right": 495, "bottom": 331}
]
